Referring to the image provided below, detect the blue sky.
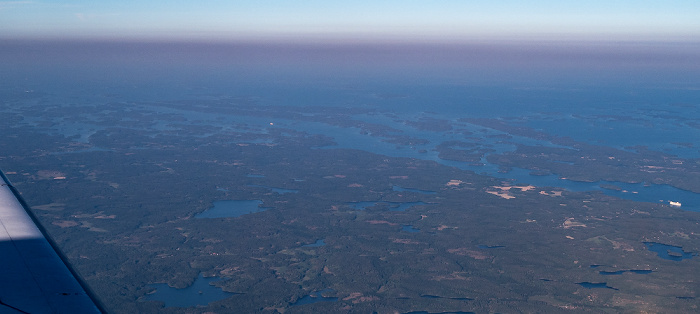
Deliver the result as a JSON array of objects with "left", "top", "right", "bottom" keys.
[{"left": 2, "top": 1, "right": 700, "bottom": 41}]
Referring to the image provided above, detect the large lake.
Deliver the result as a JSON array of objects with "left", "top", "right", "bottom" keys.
[{"left": 146, "top": 274, "right": 234, "bottom": 308}]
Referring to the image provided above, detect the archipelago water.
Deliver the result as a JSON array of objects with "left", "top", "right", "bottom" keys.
[{"left": 4, "top": 41, "right": 700, "bottom": 212}]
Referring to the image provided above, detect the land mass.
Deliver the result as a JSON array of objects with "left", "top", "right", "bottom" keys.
[{"left": 1, "top": 95, "right": 699, "bottom": 313}]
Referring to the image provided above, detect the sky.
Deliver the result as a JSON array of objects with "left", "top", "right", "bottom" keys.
[{"left": 2, "top": 1, "right": 700, "bottom": 42}]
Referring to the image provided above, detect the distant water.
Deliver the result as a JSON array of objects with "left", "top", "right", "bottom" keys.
[{"left": 5, "top": 41, "right": 700, "bottom": 213}]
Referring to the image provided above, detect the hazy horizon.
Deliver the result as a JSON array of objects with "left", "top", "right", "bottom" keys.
[{"left": 3, "top": 1, "right": 700, "bottom": 42}]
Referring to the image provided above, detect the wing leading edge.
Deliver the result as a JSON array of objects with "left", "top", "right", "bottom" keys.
[{"left": 0, "top": 170, "right": 103, "bottom": 313}]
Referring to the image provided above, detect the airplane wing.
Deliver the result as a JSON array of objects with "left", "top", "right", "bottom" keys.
[{"left": 0, "top": 170, "right": 103, "bottom": 314}]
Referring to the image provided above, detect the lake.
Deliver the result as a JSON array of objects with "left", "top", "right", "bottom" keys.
[
  {"left": 644, "top": 242, "right": 696, "bottom": 261},
  {"left": 146, "top": 274, "right": 234, "bottom": 308}
]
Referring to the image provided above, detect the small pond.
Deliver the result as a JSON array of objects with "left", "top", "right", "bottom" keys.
[
  {"left": 402, "top": 225, "right": 420, "bottom": 233},
  {"left": 576, "top": 282, "right": 618, "bottom": 290}
]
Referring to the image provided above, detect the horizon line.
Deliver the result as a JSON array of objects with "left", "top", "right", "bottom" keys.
[{"left": 3, "top": 30, "right": 700, "bottom": 46}]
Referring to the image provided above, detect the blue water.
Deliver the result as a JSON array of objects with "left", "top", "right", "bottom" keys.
[
  {"left": 402, "top": 225, "right": 420, "bottom": 233},
  {"left": 628, "top": 270, "right": 653, "bottom": 274},
  {"left": 195, "top": 200, "right": 268, "bottom": 218},
  {"left": 644, "top": 242, "right": 696, "bottom": 261},
  {"left": 577, "top": 282, "right": 618, "bottom": 290},
  {"left": 146, "top": 274, "right": 234, "bottom": 307}
]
